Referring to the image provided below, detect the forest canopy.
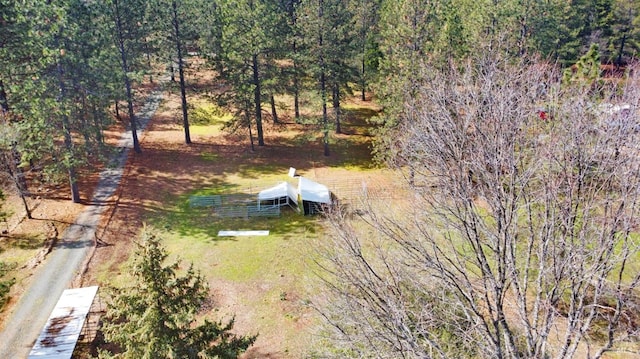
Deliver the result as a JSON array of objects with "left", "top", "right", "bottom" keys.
[{"left": 1, "top": 0, "right": 637, "bottom": 204}]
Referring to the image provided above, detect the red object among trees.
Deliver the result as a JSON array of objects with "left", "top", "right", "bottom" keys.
[{"left": 538, "top": 110, "right": 548, "bottom": 120}]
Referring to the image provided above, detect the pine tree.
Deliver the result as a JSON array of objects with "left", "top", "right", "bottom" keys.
[
  {"left": 282, "top": 0, "right": 303, "bottom": 122},
  {"left": 1, "top": 0, "right": 117, "bottom": 203},
  {"left": 299, "top": 0, "right": 357, "bottom": 155},
  {"left": 0, "top": 0, "right": 51, "bottom": 213},
  {"left": 214, "top": 0, "right": 287, "bottom": 147},
  {"left": 610, "top": 0, "right": 640, "bottom": 67},
  {"left": 197, "top": 1, "right": 227, "bottom": 77},
  {"left": 349, "top": 0, "right": 382, "bottom": 101},
  {"left": 100, "top": 230, "right": 256, "bottom": 358},
  {"left": 99, "top": 0, "right": 152, "bottom": 154},
  {"left": 375, "top": 0, "right": 439, "bottom": 126},
  {"left": 150, "top": 0, "right": 203, "bottom": 145}
]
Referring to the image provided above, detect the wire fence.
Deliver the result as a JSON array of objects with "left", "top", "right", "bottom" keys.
[{"left": 188, "top": 173, "right": 408, "bottom": 218}]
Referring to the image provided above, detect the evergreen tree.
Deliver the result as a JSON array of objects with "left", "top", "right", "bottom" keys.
[
  {"left": 44, "top": 0, "right": 118, "bottom": 202},
  {"left": 261, "top": 1, "right": 296, "bottom": 124},
  {"left": 299, "top": 0, "right": 357, "bottom": 154},
  {"left": 282, "top": 0, "right": 304, "bottom": 122},
  {"left": 214, "top": 0, "right": 286, "bottom": 147},
  {"left": 324, "top": 0, "right": 357, "bottom": 135},
  {"left": 100, "top": 230, "right": 256, "bottom": 358},
  {"left": 349, "top": 0, "right": 382, "bottom": 101},
  {"left": 1, "top": 1, "right": 116, "bottom": 203},
  {"left": 610, "top": 0, "right": 640, "bottom": 67},
  {"left": 0, "top": 0, "right": 51, "bottom": 212},
  {"left": 150, "top": 0, "right": 202, "bottom": 145},
  {"left": 375, "top": 0, "right": 439, "bottom": 126},
  {"left": 197, "top": 1, "right": 227, "bottom": 76},
  {"left": 100, "top": 0, "right": 152, "bottom": 154}
]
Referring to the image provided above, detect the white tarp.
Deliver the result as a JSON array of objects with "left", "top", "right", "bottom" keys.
[
  {"left": 28, "top": 286, "right": 99, "bottom": 359},
  {"left": 218, "top": 230, "right": 270, "bottom": 236},
  {"left": 298, "top": 177, "right": 331, "bottom": 204},
  {"left": 257, "top": 182, "right": 298, "bottom": 205}
]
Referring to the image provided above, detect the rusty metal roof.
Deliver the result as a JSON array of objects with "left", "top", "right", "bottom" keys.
[{"left": 28, "top": 286, "right": 99, "bottom": 359}]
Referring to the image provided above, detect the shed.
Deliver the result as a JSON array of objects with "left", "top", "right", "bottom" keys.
[
  {"left": 298, "top": 177, "right": 332, "bottom": 215},
  {"left": 28, "top": 286, "right": 100, "bottom": 359},
  {"left": 257, "top": 181, "right": 298, "bottom": 209}
]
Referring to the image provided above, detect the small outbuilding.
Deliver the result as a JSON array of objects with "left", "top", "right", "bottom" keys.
[
  {"left": 28, "top": 286, "right": 100, "bottom": 359},
  {"left": 257, "top": 181, "right": 298, "bottom": 209},
  {"left": 254, "top": 173, "right": 333, "bottom": 215},
  {"left": 298, "top": 176, "right": 332, "bottom": 215}
]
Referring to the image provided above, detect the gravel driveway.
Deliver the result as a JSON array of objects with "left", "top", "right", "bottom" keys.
[{"left": 0, "top": 86, "right": 164, "bottom": 358}]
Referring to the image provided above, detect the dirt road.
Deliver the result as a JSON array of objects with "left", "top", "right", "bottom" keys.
[{"left": 0, "top": 87, "right": 164, "bottom": 358}]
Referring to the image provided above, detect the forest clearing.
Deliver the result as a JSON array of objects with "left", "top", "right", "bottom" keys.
[{"left": 0, "top": 59, "right": 389, "bottom": 358}]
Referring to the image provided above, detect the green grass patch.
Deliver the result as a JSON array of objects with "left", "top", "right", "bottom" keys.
[
  {"left": 199, "top": 151, "right": 219, "bottom": 162},
  {"left": 185, "top": 102, "right": 233, "bottom": 136},
  {"left": 141, "top": 190, "right": 321, "bottom": 356},
  {"left": 0, "top": 234, "right": 45, "bottom": 264},
  {"left": 158, "top": 216, "right": 315, "bottom": 282},
  {"left": 189, "top": 125, "right": 225, "bottom": 136},
  {"left": 148, "top": 191, "right": 320, "bottom": 282},
  {"left": 189, "top": 102, "right": 233, "bottom": 126},
  {"left": 0, "top": 234, "right": 46, "bottom": 311}
]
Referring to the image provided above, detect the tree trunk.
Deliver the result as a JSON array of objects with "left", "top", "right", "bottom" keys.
[
  {"left": 252, "top": 54, "right": 264, "bottom": 146},
  {"left": 114, "top": 0, "right": 141, "bottom": 154},
  {"left": 616, "top": 32, "right": 627, "bottom": 69},
  {"left": 173, "top": 1, "right": 191, "bottom": 144},
  {"left": 57, "top": 68, "right": 81, "bottom": 203},
  {"left": 333, "top": 82, "right": 341, "bottom": 134},
  {"left": 270, "top": 94, "right": 278, "bottom": 123},
  {"left": 144, "top": 37, "right": 153, "bottom": 83},
  {"left": 1, "top": 80, "right": 30, "bottom": 212},
  {"left": 319, "top": 0, "right": 329, "bottom": 156},
  {"left": 54, "top": 24, "right": 81, "bottom": 203},
  {"left": 123, "top": 71, "right": 140, "bottom": 153},
  {"left": 361, "top": 55, "right": 366, "bottom": 101},
  {"left": 322, "top": 70, "right": 329, "bottom": 157},
  {"left": 293, "top": 42, "right": 300, "bottom": 122},
  {"left": 92, "top": 103, "right": 104, "bottom": 144},
  {"left": 80, "top": 90, "right": 92, "bottom": 146},
  {"left": 19, "top": 185, "right": 31, "bottom": 219},
  {"left": 0, "top": 80, "right": 9, "bottom": 112},
  {"left": 67, "top": 162, "right": 80, "bottom": 203},
  {"left": 61, "top": 118, "right": 80, "bottom": 203},
  {"left": 246, "top": 100, "right": 255, "bottom": 152},
  {"left": 2, "top": 151, "right": 31, "bottom": 219}
]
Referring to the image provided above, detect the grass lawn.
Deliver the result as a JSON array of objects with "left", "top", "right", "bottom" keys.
[{"left": 151, "top": 204, "right": 321, "bottom": 355}]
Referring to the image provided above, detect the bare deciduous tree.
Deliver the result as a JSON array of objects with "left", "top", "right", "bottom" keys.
[{"left": 315, "top": 53, "right": 640, "bottom": 358}]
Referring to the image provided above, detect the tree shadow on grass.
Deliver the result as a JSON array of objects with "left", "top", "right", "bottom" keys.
[
  {"left": 54, "top": 239, "right": 93, "bottom": 250},
  {"left": 144, "top": 190, "right": 320, "bottom": 243},
  {"left": 341, "top": 106, "right": 381, "bottom": 134},
  {"left": 274, "top": 131, "right": 379, "bottom": 170},
  {"left": 241, "top": 346, "right": 287, "bottom": 359}
]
